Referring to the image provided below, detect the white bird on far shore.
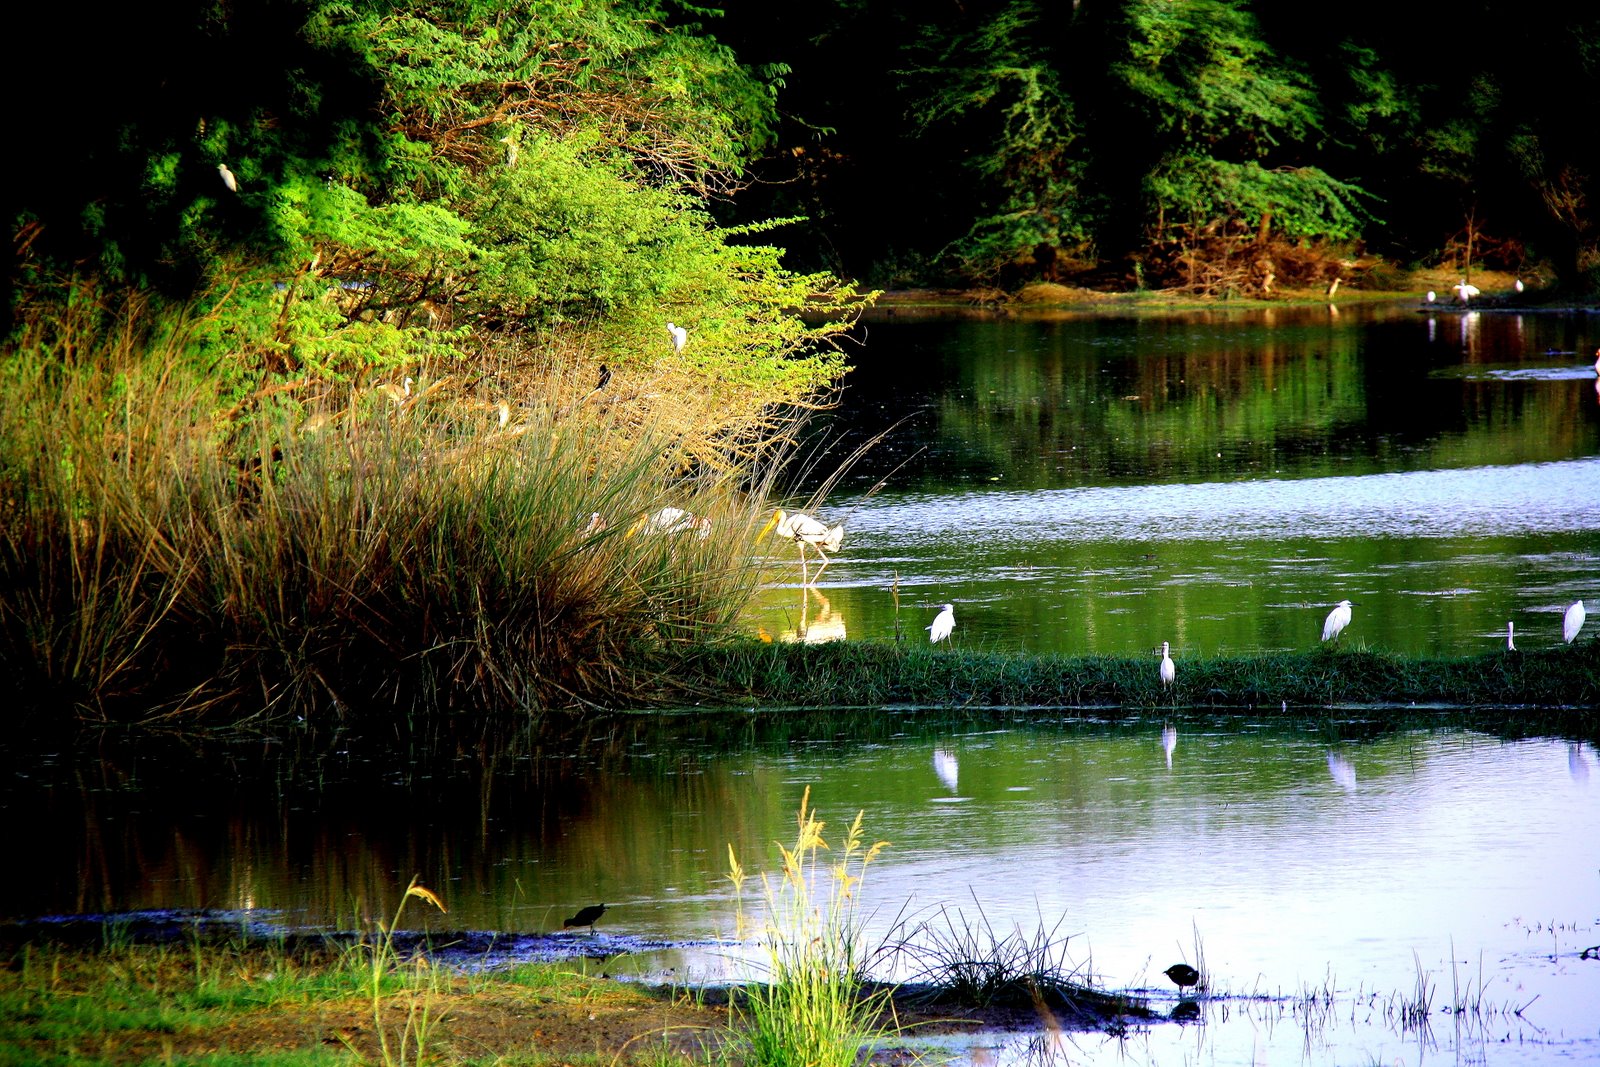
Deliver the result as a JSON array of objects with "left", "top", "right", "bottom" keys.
[
  {"left": 1507, "top": 621, "right": 1516, "bottom": 651},
  {"left": 1159, "top": 641, "right": 1175, "bottom": 688},
  {"left": 1453, "top": 279, "right": 1481, "bottom": 303},
  {"left": 667, "top": 322, "right": 687, "bottom": 352},
  {"left": 928, "top": 604, "right": 955, "bottom": 644}
]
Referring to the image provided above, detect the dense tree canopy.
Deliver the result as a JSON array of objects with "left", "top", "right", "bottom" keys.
[{"left": 714, "top": 0, "right": 1600, "bottom": 293}]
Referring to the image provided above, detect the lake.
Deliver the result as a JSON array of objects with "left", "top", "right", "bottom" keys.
[
  {"left": 749, "top": 303, "right": 1600, "bottom": 657},
  {"left": 7, "top": 302, "right": 1600, "bottom": 1066},
  {"left": 8, "top": 714, "right": 1598, "bottom": 1066}
]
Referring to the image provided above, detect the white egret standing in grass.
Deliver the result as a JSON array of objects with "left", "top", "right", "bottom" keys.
[
  {"left": 1322, "top": 600, "right": 1353, "bottom": 643},
  {"left": 666, "top": 322, "right": 687, "bottom": 352},
  {"left": 217, "top": 163, "right": 239, "bottom": 192},
  {"left": 756, "top": 508, "right": 844, "bottom": 586},
  {"left": 1159, "top": 641, "right": 1175, "bottom": 688},
  {"left": 1563, "top": 600, "right": 1587, "bottom": 643},
  {"left": 927, "top": 603, "right": 955, "bottom": 644},
  {"left": 1453, "top": 279, "right": 1480, "bottom": 303},
  {"left": 1507, "top": 621, "right": 1516, "bottom": 651}
]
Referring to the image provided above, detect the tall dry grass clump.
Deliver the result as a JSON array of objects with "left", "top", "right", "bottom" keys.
[
  {"left": 724, "top": 786, "right": 894, "bottom": 1067},
  {"left": 0, "top": 289, "right": 787, "bottom": 728}
]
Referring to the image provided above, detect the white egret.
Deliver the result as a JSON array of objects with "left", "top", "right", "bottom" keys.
[
  {"left": 756, "top": 508, "right": 844, "bottom": 586},
  {"left": 666, "top": 322, "right": 687, "bottom": 352},
  {"left": 927, "top": 603, "right": 955, "bottom": 644},
  {"left": 217, "top": 163, "right": 239, "bottom": 192},
  {"left": 1425, "top": 290, "right": 1436, "bottom": 304},
  {"left": 1514, "top": 277, "right": 1525, "bottom": 293},
  {"left": 1322, "top": 599, "right": 1353, "bottom": 643},
  {"left": 1452, "top": 279, "right": 1480, "bottom": 303},
  {"left": 629, "top": 506, "right": 711, "bottom": 538},
  {"left": 1159, "top": 641, "right": 1175, "bottom": 688},
  {"left": 1506, "top": 621, "right": 1516, "bottom": 651},
  {"left": 1563, "top": 600, "right": 1587, "bottom": 644}
]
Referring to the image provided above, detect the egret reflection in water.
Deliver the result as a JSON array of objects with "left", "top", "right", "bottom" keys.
[
  {"left": 932, "top": 748, "right": 959, "bottom": 793},
  {"left": 1571, "top": 744, "right": 1592, "bottom": 786},
  {"left": 1327, "top": 751, "right": 1357, "bottom": 791},
  {"left": 1161, "top": 724, "right": 1177, "bottom": 770}
]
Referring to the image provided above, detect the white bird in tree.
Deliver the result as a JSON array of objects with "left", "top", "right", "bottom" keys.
[
  {"left": 1452, "top": 279, "right": 1481, "bottom": 303},
  {"left": 217, "top": 163, "right": 239, "bottom": 192},
  {"left": 927, "top": 603, "right": 955, "bottom": 644},
  {"left": 1563, "top": 600, "right": 1587, "bottom": 644},
  {"left": 629, "top": 506, "right": 711, "bottom": 538},
  {"left": 666, "top": 322, "right": 687, "bottom": 352},
  {"left": 1322, "top": 600, "right": 1354, "bottom": 644},
  {"left": 757, "top": 508, "right": 844, "bottom": 586},
  {"left": 1159, "top": 641, "right": 1175, "bottom": 688}
]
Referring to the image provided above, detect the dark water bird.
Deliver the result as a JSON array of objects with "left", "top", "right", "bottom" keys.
[
  {"left": 1163, "top": 963, "right": 1201, "bottom": 993},
  {"left": 596, "top": 363, "right": 612, "bottom": 391},
  {"left": 563, "top": 903, "right": 608, "bottom": 932}
]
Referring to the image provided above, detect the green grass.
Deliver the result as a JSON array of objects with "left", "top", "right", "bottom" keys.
[{"left": 679, "top": 639, "right": 1600, "bottom": 721}]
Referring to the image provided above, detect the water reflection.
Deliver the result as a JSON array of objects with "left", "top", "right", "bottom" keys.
[
  {"left": 757, "top": 307, "right": 1600, "bottom": 655},
  {"left": 773, "top": 586, "right": 847, "bottom": 644},
  {"left": 1326, "top": 750, "right": 1357, "bottom": 791},
  {"left": 7, "top": 719, "right": 1599, "bottom": 1066}
]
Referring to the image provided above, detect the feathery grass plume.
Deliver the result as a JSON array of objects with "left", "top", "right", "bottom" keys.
[
  {"left": 725, "top": 786, "right": 894, "bottom": 1067},
  {"left": 345, "top": 875, "right": 449, "bottom": 1067}
]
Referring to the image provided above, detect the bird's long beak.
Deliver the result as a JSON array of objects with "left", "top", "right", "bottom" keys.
[{"left": 756, "top": 509, "right": 783, "bottom": 542}]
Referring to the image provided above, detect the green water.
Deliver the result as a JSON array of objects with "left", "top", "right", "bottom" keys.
[{"left": 751, "top": 304, "right": 1600, "bottom": 656}]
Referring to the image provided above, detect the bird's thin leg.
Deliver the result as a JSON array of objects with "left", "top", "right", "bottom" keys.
[
  {"left": 810, "top": 548, "right": 831, "bottom": 584},
  {"left": 798, "top": 544, "right": 809, "bottom": 587}
]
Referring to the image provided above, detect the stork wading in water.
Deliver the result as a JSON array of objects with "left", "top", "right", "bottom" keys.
[{"left": 757, "top": 508, "right": 844, "bottom": 587}]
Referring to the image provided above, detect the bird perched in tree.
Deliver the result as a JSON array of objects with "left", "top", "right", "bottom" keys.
[
  {"left": 756, "top": 508, "right": 845, "bottom": 586},
  {"left": 217, "top": 163, "right": 239, "bottom": 192},
  {"left": 927, "top": 603, "right": 955, "bottom": 644},
  {"left": 1159, "top": 641, "right": 1175, "bottom": 688},
  {"left": 1322, "top": 600, "right": 1353, "bottom": 643},
  {"left": 1163, "top": 963, "right": 1201, "bottom": 994},
  {"left": 666, "top": 322, "right": 687, "bottom": 352},
  {"left": 1564, "top": 600, "right": 1587, "bottom": 644},
  {"left": 563, "top": 903, "right": 607, "bottom": 933}
]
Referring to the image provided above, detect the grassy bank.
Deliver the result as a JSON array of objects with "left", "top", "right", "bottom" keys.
[{"left": 675, "top": 639, "right": 1600, "bottom": 724}]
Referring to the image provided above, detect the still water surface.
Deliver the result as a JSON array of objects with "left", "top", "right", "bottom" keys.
[
  {"left": 7, "top": 717, "right": 1597, "bottom": 1065},
  {"left": 750, "top": 304, "right": 1600, "bottom": 656},
  {"left": 9, "top": 305, "right": 1600, "bottom": 1066}
]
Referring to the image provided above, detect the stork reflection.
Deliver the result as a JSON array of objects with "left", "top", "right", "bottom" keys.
[
  {"left": 778, "top": 585, "right": 847, "bottom": 645},
  {"left": 1162, "top": 723, "right": 1177, "bottom": 770}
]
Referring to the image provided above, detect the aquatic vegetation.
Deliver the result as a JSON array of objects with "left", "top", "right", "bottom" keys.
[{"left": 724, "top": 787, "right": 894, "bottom": 1067}]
